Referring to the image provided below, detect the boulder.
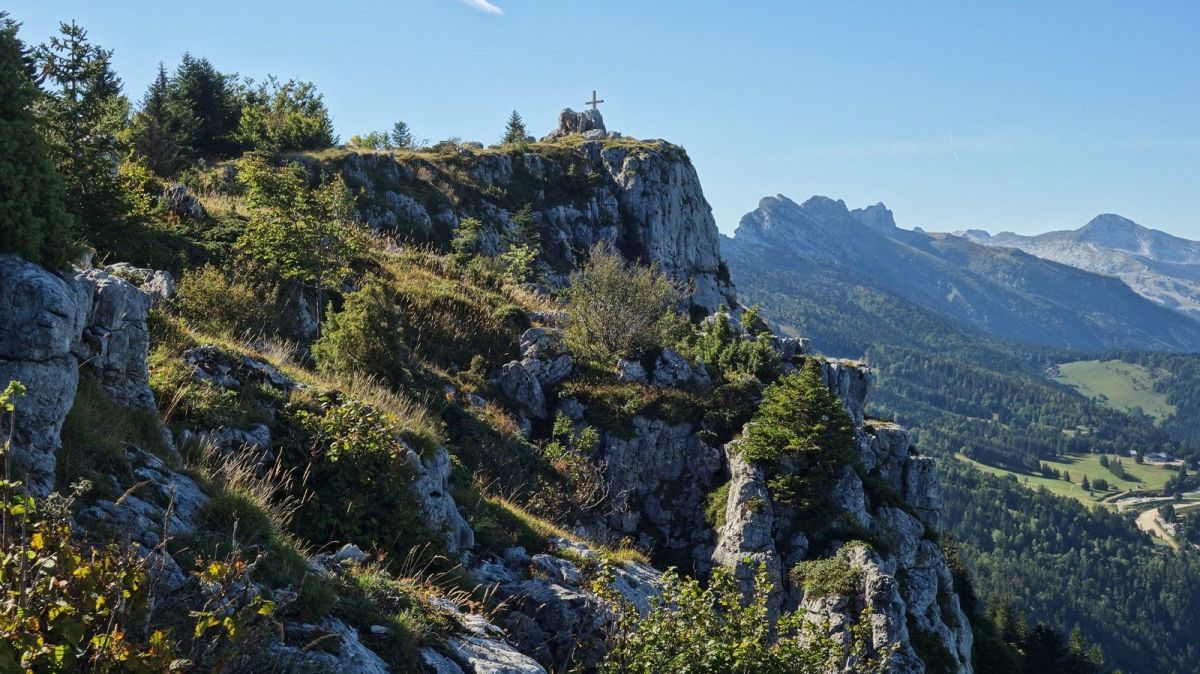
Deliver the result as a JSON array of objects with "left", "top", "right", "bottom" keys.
[
  {"left": 651, "top": 348, "right": 693, "bottom": 387},
  {"left": 492, "top": 362, "right": 547, "bottom": 419},
  {"left": 615, "top": 358, "right": 647, "bottom": 384},
  {"left": 161, "top": 183, "right": 207, "bottom": 220},
  {"left": 542, "top": 108, "right": 607, "bottom": 140}
]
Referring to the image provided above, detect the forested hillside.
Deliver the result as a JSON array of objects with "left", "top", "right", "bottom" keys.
[{"left": 725, "top": 227, "right": 1200, "bottom": 674}]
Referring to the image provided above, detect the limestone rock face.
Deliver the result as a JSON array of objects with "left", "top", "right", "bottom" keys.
[
  {"left": 471, "top": 537, "right": 663, "bottom": 672},
  {"left": 326, "top": 134, "right": 737, "bottom": 314},
  {"left": 598, "top": 417, "right": 723, "bottom": 554},
  {"left": 0, "top": 256, "right": 164, "bottom": 494},
  {"left": 543, "top": 107, "right": 607, "bottom": 140},
  {"left": 0, "top": 256, "right": 80, "bottom": 495},
  {"left": 411, "top": 445, "right": 476, "bottom": 557},
  {"left": 710, "top": 450, "right": 784, "bottom": 613},
  {"left": 71, "top": 268, "right": 156, "bottom": 410},
  {"left": 600, "top": 143, "right": 736, "bottom": 313},
  {"left": 492, "top": 361, "right": 548, "bottom": 420}
]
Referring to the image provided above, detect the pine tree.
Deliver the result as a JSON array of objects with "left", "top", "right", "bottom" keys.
[
  {"left": 389, "top": 120, "right": 414, "bottom": 149},
  {"left": 502, "top": 109, "right": 527, "bottom": 145},
  {"left": 1081, "top": 476, "right": 1091, "bottom": 491},
  {"left": 168, "top": 53, "right": 241, "bottom": 157},
  {"left": 128, "top": 62, "right": 196, "bottom": 176},
  {"left": 33, "top": 21, "right": 128, "bottom": 231},
  {"left": 0, "top": 13, "right": 74, "bottom": 267},
  {"left": 740, "top": 358, "right": 856, "bottom": 465}
]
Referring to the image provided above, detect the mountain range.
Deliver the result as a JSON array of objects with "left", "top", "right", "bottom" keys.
[
  {"left": 960, "top": 214, "right": 1200, "bottom": 321},
  {"left": 726, "top": 194, "right": 1200, "bottom": 352}
]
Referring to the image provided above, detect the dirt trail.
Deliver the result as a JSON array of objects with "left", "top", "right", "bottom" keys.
[{"left": 1136, "top": 508, "right": 1180, "bottom": 550}]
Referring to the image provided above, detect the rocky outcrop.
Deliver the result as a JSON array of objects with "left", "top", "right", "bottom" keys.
[
  {"left": 471, "top": 537, "right": 663, "bottom": 672},
  {"left": 542, "top": 108, "right": 608, "bottom": 140},
  {"left": 321, "top": 130, "right": 737, "bottom": 314},
  {"left": 0, "top": 256, "right": 164, "bottom": 494},
  {"left": 597, "top": 417, "right": 723, "bottom": 556},
  {"left": 710, "top": 357, "right": 974, "bottom": 673}
]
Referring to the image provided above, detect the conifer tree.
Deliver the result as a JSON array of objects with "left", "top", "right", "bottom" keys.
[
  {"left": 389, "top": 120, "right": 414, "bottom": 149},
  {"left": 34, "top": 21, "right": 128, "bottom": 230},
  {"left": 502, "top": 109, "right": 527, "bottom": 145},
  {"left": 168, "top": 53, "right": 241, "bottom": 157},
  {"left": 0, "top": 13, "right": 74, "bottom": 267},
  {"left": 128, "top": 62, "right": 196, "bottom": 175},
  {"left": 740, "top": 358, "right": 856, "bottom": 465}
]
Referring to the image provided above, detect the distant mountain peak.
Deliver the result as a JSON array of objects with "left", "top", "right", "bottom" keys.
[
  {"left": 1074, "top": 213, "right": 1144, "bottom": 247},
  {"left": 851, "top": 202, "right": 897, "bottom": 232}
]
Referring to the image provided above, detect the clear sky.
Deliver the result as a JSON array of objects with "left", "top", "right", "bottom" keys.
[{"left": 9, "top": 1, "right": 1199, "bottom": 237}]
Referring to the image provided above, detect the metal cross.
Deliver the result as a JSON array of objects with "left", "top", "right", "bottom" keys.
[{"left": 586, "top": 90, "right": 605, "bottom": 112}]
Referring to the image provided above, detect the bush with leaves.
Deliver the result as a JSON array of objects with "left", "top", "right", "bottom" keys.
[
  {"left": 791, "top": 543, "right": 863, "bottom": 599},
  {"left": 289, "top": 395, "right": 429, "bottom": 556},
  {"left": 312, "top": 279, "right": 414, "bottom": 387},
  {"left": 236, "top": 76, "right": 335, "bottom": 152},
  {"left": 175, "top": 264, "right": 269, "bottom": 336},
  {"left": 681, "top": 306, "right": 780, "bottom": 384},
  {"left": 593, "top": 561, "right": 891, "bottom": 674},
  {"left": 235, "top": 154, "right": 367, "bottom": 323},
  {"left": 349, "top": 130, "right": 392, "bottom": 150},
  {"left": 0, "top": 381, "right": 176, "bottom": 671},
  {"left": 0, "top": 14, "right": 76, "bottom": 268},
  {"left": 563, "top": 244, "right": 683, "bottom": 364}
]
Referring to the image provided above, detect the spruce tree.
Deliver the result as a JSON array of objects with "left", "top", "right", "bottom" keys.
[
  {"left": 128, "top": 62, "right": 197, "bottom": 175},
  {"left": 34, "top": 21, "right": 128, "bottom": 231},
  {"left": 168, "top": 53, "right": 240, "bottom": 157},
  {"left": 502, "top": 109, "right": 527, "bottom": 145},
  {"left": 389, "top": 120, "right": 414, "bottom": 149},
  {"left": 740, "top": 358, "right": 856, "bottom": 465},
  {"left": 0, "top": 13, "right": 74, "bottom": 267}
]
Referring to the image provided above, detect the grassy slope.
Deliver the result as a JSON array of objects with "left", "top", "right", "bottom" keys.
[
  {"left": 955, "top": 451, "right": 1178, "bottom": 508},
  {"left": 1052, "top": 359, "right": 1176, "bottom": 422}
]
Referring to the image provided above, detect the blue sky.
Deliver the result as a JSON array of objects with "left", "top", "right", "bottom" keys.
[{"left": 10, "top": 1, "right": 1200, "bottom": 237}]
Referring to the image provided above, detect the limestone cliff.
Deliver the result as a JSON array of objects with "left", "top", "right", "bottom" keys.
[{"left": 305, "top": 134, "right": 737, "bottom": 314}]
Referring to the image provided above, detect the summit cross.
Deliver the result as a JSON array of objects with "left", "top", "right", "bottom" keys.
[{"left": 586, "top": 90, "right": 605, "bottom": 112}]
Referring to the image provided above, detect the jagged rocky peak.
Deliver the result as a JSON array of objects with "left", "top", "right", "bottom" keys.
[
  {"left": 542, "top": 107, "right": 609, "bottom": 140},
  {"left": 850, "top": 201, "right": 897, "bottom": 232}
]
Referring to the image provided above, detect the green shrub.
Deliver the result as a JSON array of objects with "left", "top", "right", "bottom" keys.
[
  {"left": 175, "top": 264, "right": 268, "bottom": 335},
  {"left": 680, "top": 306, "right": 779, "bottom": 384},
  {"left": 313, "top": 279, "right": 414, "bottom": 387},
  {"left": 563, "top": 244, "right": 683, "bottom": 364},
  {"left": 236, "top": 77, "right": 335, "bottom": 152},
  {"left": 288, "top": 395, "right": 430, "bottom": 557},
  {"left": 235, "top": 154, "right": 366, "bottom": 310},
  {"left": 790, "top": 544, "right": 864, "bottom": 599},
  {"left": 593, "top": 561, "right": 890, "bottom": 674},
  {"left": 701, "top": 376, "right": 762, "bottom": 441},
  {"left": 705, "top": 481, "right": 731, "bottom": 530}
]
